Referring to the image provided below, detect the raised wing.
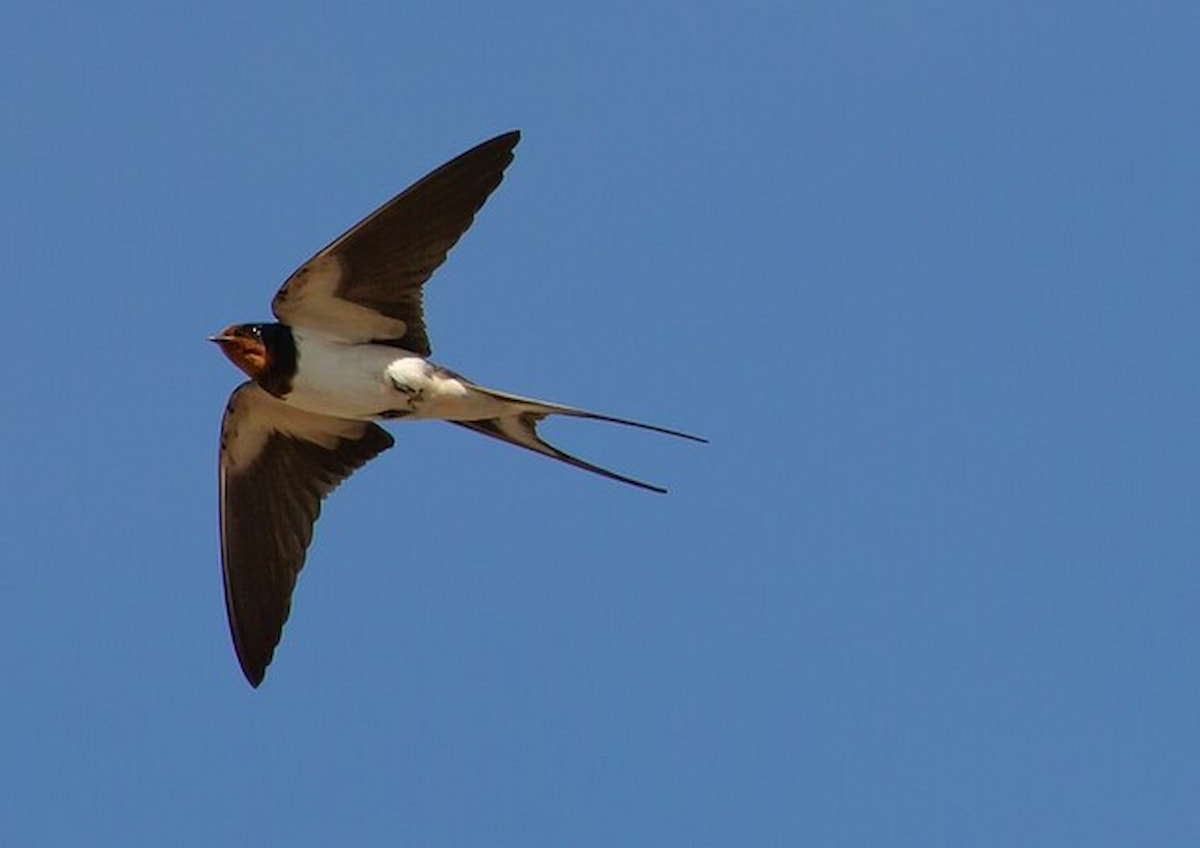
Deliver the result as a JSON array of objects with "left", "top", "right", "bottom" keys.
[
  {"left": 271, "top": 131, "right": 521, "bottom": 353},
  {"left": 218, "top": 382, "right": 394, "bottom": 686}
]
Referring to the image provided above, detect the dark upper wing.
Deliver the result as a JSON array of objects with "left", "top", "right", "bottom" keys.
[
  {"left": 218, "top": 382, "right": 394, "bottom": 686},
  {"left": 271, "top": 131, "right": 521, "bottom": 354}
]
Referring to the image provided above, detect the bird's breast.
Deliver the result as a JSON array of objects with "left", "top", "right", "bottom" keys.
[
  {"left": 283, "top": 332, "right": 421, "bottom": 420},
  {"left": 281, "top": 331, "right": 502, "bottom": 423}
]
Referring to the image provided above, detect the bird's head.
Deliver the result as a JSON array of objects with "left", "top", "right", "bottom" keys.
[{"left": 209, "top": 323, "right": 272, "bottom": 379}]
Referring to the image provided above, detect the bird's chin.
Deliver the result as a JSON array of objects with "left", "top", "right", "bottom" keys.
[{"left": 212, "top": 337, "right": 268, "bottom": 378}]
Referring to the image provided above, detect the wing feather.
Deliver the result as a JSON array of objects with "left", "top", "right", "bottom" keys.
[
  {"left": 272, "top": 131, "right": 521, "bottom": 353},
  {"left": 218, "top": 383, "right": 394, "bottom": 686}
]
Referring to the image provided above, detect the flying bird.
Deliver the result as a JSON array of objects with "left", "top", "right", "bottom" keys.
[{"left": 212, "top": 131, "right": 704, "bottom": 686}]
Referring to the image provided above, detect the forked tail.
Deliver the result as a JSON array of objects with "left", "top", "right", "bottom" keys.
[{"left": 449, "top": 388, "right": 706, "bottom": 493}]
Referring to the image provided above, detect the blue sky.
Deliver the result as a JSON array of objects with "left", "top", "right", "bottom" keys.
[{"left": 3, "top": 2, "right": 1198, "bottom": 844}]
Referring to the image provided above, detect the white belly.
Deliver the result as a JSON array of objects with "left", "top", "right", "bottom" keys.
[{"left": 283, "top": 330, "right": 506, "bottom": 422}]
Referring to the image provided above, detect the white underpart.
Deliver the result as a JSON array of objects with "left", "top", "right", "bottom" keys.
[{"left": 283, "top": 328, "right": 510, "bottom": 422}]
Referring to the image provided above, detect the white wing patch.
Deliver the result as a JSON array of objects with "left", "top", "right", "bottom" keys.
[{"left": 273, "top": 254, "right": 409, "bottom": 344}]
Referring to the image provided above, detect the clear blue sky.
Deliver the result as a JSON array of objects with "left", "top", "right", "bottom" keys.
[{"left": 3, "top": 2, "right": 1198, "bottom": 844}]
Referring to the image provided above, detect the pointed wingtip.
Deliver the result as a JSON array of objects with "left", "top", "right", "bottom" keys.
[
  {"left": 478, "top": 129, "right": 521, "bottom": 153},
  {"left": 235, "top": 644, "right": 269, "bottom": 687},
  {"left": 242, "top": 664, "right": 266, "bottom": 688}
]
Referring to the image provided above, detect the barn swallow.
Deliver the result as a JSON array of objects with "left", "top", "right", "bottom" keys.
[{"left": 212, "top": 130, "right": 704, "bottom": 686}]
